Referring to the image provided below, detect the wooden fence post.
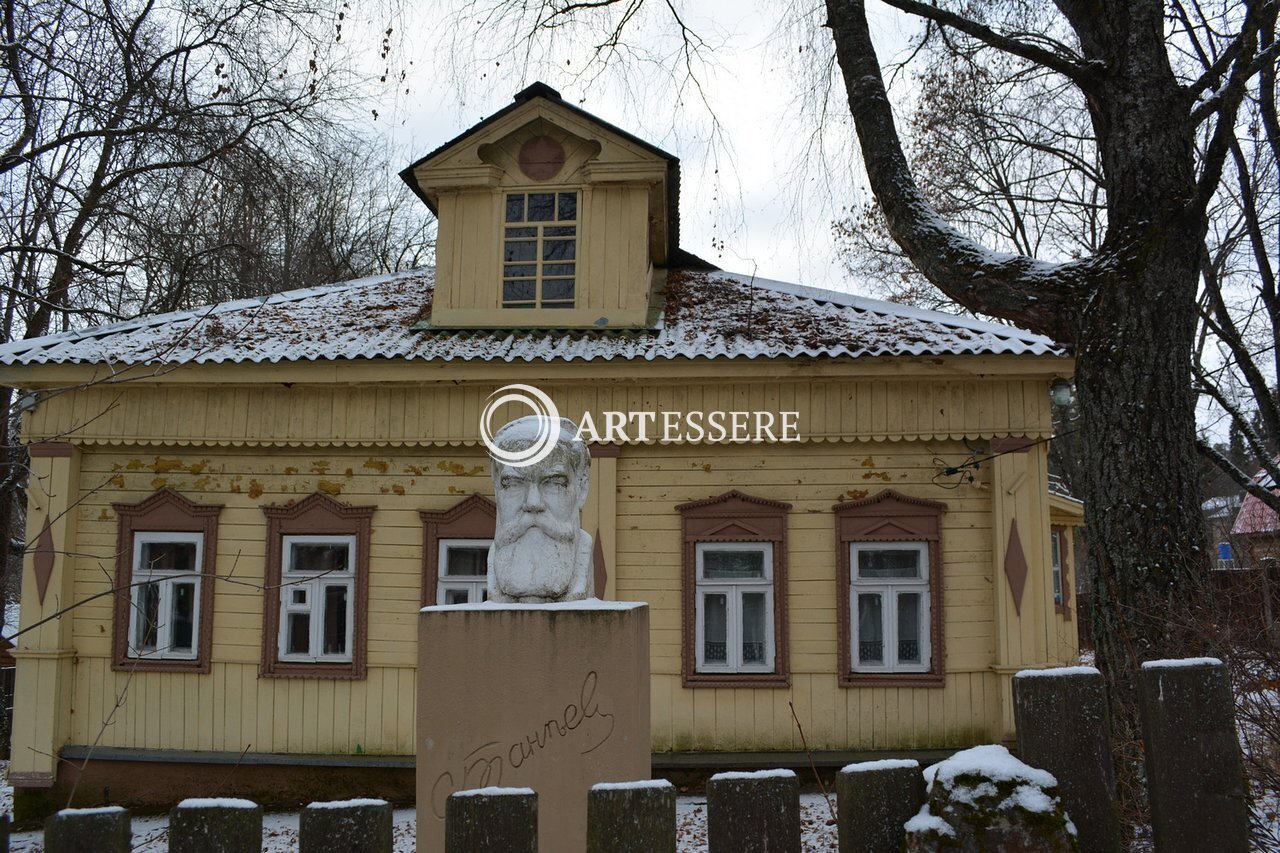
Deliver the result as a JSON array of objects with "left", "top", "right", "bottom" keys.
[
  {"left": 445, "top": 787, "right": 537, "bottom": 853},
  {"left": 586, "top": 780, "right": 676, "bottom": 853},
  {"left": 1138, "top": 658, "right": 1249, "bottom": 853},
  {"left": 300, "top": 798, "right": 393, "bottom": 853},
  {"left": 1013, "top": 666, "right": 1120, "bottom": 853},
  {"left": 706, "top": 770, "right": 800, "bottom": 853},
  {"left": 168, "top": 798, "right": 263, "bottom": 853},
  {"left": 836, "top": 759, "right": 924, "bottom": 853},
  {"left": 43, "top": 806, "right": 131, "bottom": 853}
]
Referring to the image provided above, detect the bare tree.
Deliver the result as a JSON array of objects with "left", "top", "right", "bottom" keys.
[
  {"left": 0, "top": 0, "right": 427, "bottom": 645},
  {"left": 441, "top": 0, "right": 1278, "bottom": 830}
]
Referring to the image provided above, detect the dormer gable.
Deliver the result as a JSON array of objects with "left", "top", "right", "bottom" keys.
[{"left": 400, "top": 83, "right": 677, "bottom": 329}]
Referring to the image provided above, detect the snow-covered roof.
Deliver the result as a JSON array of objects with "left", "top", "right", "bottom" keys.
[
  {"left": 0, "top": 268, "right": 1066, "bottom": 368},
  {"left": 1230, "top": 462, "right": 1279, "bottom": 535}
]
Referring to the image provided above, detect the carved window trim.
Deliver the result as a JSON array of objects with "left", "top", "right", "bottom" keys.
[
  {"left": 835, "top": 489, "right": 947, "bottom": 688},
  {"left": 677, "top": 490, "right": 791, "bottom": 688},
  {"left": 419, "top": 494, "right": 496, "bottom": 607},
  {"left": 261, "top": 493, "right": 374, "bottom": 679},
  {"left": 112, "top": 489, "right": 222, "bottom": 674},
  {"left": 1051, "top": 525, "right": 1073, "bottom": 619}
]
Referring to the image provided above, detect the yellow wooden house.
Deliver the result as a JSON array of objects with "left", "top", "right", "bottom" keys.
[{"left": 0, "top": 83, "right": 1082, "bottom": 814}]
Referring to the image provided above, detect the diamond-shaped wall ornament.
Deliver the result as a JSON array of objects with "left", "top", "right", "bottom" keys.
[
  {"left": 33, "top": 516, "right": 55, "bottom": 605},
  {"left": 1004, "top": 518, "right": 1029, "bottom": 616}
]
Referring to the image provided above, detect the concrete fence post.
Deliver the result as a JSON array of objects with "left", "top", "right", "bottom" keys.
[
  {"left": 836, "top": 759, "right": 924, "bottom": 853},
  {"left": 445, "top": 787, "right": 537, "bottom": 853},
  {"left": 168, "top": 798, "right": 263, "bottom": 853},
  {"left": 43, "top": 806, "right": 131, "bottom": 853},
  {"left": 706, "top": 769, "right": 800, "bottom": 853},
  {"left": 1013, "top": 666, "right": 1121, "bottom": 853},
  {"left": 586, "top": 780, "right": 676, "bottom": 853},
  {"left": 1138, "top": 657, "right": 1249, "bottom": 853},
  {"left": 300, "top": 798, "right": 393, "bottom": 853}
]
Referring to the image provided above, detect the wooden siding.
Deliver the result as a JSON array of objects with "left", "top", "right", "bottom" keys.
[
  {"left": 48, "top": 437, "right": 1044, "bottom": 757},
  {"left": 24, "top": 376, "right": 1054, "bottom": 448}
]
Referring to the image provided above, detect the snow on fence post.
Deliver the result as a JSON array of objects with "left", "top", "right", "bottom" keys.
[
  {"left": 445, "top": 787, "right": 537, "bottom": 853},
  {"left": 168, "top": 798, "right": 263, "bottom": 853},
  {"left": 586, "top": 779, "right": 676, "bottom": 853},
  {"left": 43, "top": 806, "right": 131, "bottom": 853},
  {"left": 706, "top": 769, "right": 801, "bottom": 853},
  {"left": 1013, "top": 665, "right": 1120, "bottom": 853},
  {"left": 1138, "top": 657, "right": 1249, "bottom": 853},
  {"left": 835, "top": 759, "right": 925, "bottom": 853},
  {"left": 300, "top": 798, "right": 393, "bottom": 853}
]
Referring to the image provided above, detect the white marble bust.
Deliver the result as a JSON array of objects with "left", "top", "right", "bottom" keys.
[{"left": 487, "top": 416, "right": 594, "bottom": 603}]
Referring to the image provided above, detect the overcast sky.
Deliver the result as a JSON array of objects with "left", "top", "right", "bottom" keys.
[{"left": 351, "top": 2, "right": 916, "bottom": 294}]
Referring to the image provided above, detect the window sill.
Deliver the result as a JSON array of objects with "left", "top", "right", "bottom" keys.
[
  {"left": 683, "top": 671, "right": 790, "bottom": 689},
  {"left": 840, "top": 672, "right": 945, "bottom": 688},
  {"left": 112, "top": 656, "right": 210, "bottom": 675},
  {"left": 260, "top": 661, "right": 363, "bottom": 680}
]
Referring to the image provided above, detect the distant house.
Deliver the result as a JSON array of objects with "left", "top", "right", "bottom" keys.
[
  {"left": 1231, "top": 468, "right": 1280, "bottom": 565},
  {"left": 0, "top": 83, "right": 1080, "bottom": 813}
]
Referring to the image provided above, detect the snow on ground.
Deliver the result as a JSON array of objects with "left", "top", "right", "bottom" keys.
[{"left": 1, "top": 783, "right": 840, "bottom": 851}]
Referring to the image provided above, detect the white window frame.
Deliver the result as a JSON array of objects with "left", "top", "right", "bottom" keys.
[
  {"left": 128, "top": 531, "right": 203, "bottom": 660},
  {"left": 1050, "top": 530, "right": 1064, "bottom": 604},
  {"left": 850, "top": 542, "right": 931, "bottom": 674},
  {"left": 278, "top": 534, "right": 356, "bottom": 664},
  {"left": 437, "top": 538, "right": 492, "bottom": 605},
  {"left": 500, "top": 190, "right": 579, "bottom": 309},
  {"left": 694, "top": 542, "right": 775, "bottom": 674}
]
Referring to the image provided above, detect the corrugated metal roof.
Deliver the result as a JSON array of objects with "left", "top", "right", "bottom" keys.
[{"left": 0, "top": 268, "right": 1067, "bottom": 368}]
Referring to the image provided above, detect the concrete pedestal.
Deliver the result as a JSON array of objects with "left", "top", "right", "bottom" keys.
[{"left": 417, "top": 602, "right": 650, "bottom": 853}]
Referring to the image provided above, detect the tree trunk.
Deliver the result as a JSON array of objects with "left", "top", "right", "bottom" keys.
[{"left": 824, "top": 0, "right": 1215, "bottom": 829}]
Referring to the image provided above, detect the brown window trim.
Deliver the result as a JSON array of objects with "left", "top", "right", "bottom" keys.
[
  {"left": 112, "top": 489, "right": 223, "bottom": 674},
  {"left": 261, "top": 493, "right": 374, "bottom": 680},
  {"left": 419, "top": 494, "right": 496, "bottom": 607},
  {"left": 677, "top": 490, "right": 791, "bottom": 688},
  {"left": 1052, "top": 525, "right": 1073, "bottom": 619},
  {"left": 835, "top": 489, "right": 947, "bottom": 688}
]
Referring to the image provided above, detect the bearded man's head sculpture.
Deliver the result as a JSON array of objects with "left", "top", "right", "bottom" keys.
[{"left": 487, "top": 416, "right": 594, "bottom": 602}]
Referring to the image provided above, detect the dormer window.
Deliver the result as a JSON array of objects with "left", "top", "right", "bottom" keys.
[{"left": 502, "top": 191, "right": 578, "bottom": 309}]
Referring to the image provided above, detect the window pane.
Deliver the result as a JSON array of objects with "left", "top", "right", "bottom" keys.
[
  {"left": 505, "top": 194, "right": 525, "bottom": 222},
  {"left": 135, "top": 582, "right": 161, "bottom": 651},
  {"left": 542, "top": 263, "right": 575, "bottom": 277},
  {"left": 542, "top": 279, "right": 575, "bottom": 301},
  {"left": 703, "top": 549, "right": 765, "bottom": 579},
  {"left": 503, "top": 281, "right": 536, "bottom": 302},
  {"left": 741, "top": 592, "right": 767, "bottom": 664},
  {"left": 286, "top": 612, "right": 310, "bottom": 655},
  {"left": 503, "top": 240, "right": 537, "bottom": 262},
  {"left": 170, "top": 582, "right": 195, "bottom": 651},
  {"left": 527, "top": 193, "right": 555, "bottom": 221},
  {"left": 857, "top": 593, "right": 883, "bottom": 664},
  {"left": 557, "top": 192, "right": 577, "bottom": 220},
  {"left": 703, "top": 593, "right": 727, "bottom": 663},
  {"left": 445, "top": 546, "right": 489, "bottom": 577},
  {"left": 542, "top": 239, "right": 576, "bottom": 261},
  {"left": 504, "top": 226, "right": 536, "bottom": 238},
  {"left": 504, "top": 264, "right": 536, "bottom": 278},
  {"left": 444, "top": 588, "right": 471, "bottom": 605},
  {"left": 546, "top": 225, "right": 576, "bottom": 237},
  {"left": 291, "top": 588, "right": 307, "bottom": 605},
  {"left": 323, "top": 585, "right": 348, "bottom": 655},
  {"left": 897, "top": 592, "right": 922, "bottom": 664},
  {"left": 290, "top": 543, "right": 349, "bottom": 574},
  {"left": 857, "top": 549, "right": 921, "bottom": 579},
  {"left": 142, "top": 541, "right": 196, "bottom": 573}
]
